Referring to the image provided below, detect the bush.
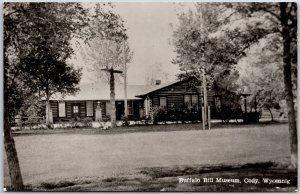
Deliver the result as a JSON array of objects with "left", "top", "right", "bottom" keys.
[
  {"left": 152, "top": 106, "right": 167, "bottom": 124},
  {"left": 81, "top": 117, "right": 93, "bottom": 127},
  {"left": 151, "top": 105, "right": 201, "bottom": 124},
  {"left": 69, "top": 118, "right": 80, "bottom": 128},
  {"left": 121, "top": 115, "right": 129, "bottom": 126}
]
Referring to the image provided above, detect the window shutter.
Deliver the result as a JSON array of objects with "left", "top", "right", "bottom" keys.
[
  {"left": 86, "top": 101, "right": 93, "bottom": 116},
  {"left": 58, "top": 102, "right": 66, "bottom": 117}
]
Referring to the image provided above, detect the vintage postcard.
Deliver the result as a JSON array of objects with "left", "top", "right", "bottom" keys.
[{"left": 3, "top": 2, "right": 297, "bottom": 192}]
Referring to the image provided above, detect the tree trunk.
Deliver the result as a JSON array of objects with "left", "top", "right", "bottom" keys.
[
  {"left": 110, "top": 70, "right": 116, "bottom": 128},
  {"left": 280, "top": 2, "right": 297, "bottom": 170},
  {"left": 266, "top": 107, "right": 274, "bottom": 122},
  {"left": 45, "top": 85, "right": 52, "bottom": 129},
  {"left": 45, "top": 97, "right": 51, "bottom": 128},
  {"left": 123, "top": 39, "right": 128, "bottom": 119},
  {"left": 4, "top": 79, "right": 24, "bottom": 191}
]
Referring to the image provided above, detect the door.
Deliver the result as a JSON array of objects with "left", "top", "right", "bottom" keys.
[
  {"left": 72, "top": 104, "right": 80, "bottom": 120},
  {"left": 116, "top": 101, "right": 124, "bottom": 120}
]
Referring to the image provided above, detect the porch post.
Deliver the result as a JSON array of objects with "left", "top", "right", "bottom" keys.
[{"left": 144, "top": 96, "right": 149, "bottom": 117}]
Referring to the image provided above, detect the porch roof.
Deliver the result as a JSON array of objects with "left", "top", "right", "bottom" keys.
[{"left": 50, "top": 82, "right": 152, "bottom": 101}]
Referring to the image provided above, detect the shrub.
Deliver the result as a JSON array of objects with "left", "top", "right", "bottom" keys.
[
  {"left": 152, "top": 106, "right": 167, "bottom": 124},
  {"left": 81, "top": 117, "right": 93, "bottom": 127},
  {"left": 70, "top": 118, "right": 80, "bottom": 128},
  {"left": 121, "top": 115, "right": 129, "bottom": 126}
]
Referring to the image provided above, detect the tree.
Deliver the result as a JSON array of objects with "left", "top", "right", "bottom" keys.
[
  {"left": 228, "top": 2, "right": 297, "bottom": 169},
  {"left": 4, "top": 2, "right": 125, "bottom": 189},
  {"left": 79, "top": 4, "right": 131, "bottom": 127},
  {"left": 239, "top": 35, "right": 285, "bottom": 121},
  {"left": 21, "top": 44, "right": 82, "bottom": 127},
  {"left": 172, "top": 3, "right": 268, "bottom": 88},
  {"left": 82, "top": 39, "right": 132, "bottom": 83},
  {"left": 173, "top": 2, "right": 297, "bottom": 169},
  {"left": 80, "top": 3, "right": 132, "bottom": 83},
  {"left": 172, "top": 3, "right": 268, "bottom": 126}
]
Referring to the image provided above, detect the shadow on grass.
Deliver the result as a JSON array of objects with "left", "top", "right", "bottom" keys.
[
  {"left": 27, "top": 161, "right": 297, "bottom": 192},
  {"left": 139, "top": 161, "right": 276, "bottom": 178}
]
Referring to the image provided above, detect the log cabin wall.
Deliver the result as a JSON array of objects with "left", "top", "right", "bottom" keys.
[
  {"left": 65, "top": 101, "right": 86, "bottom": 118},
  {"left": 146, "top": 80, "right": 218, "bottom": 118},
  {"left": 51, "top": 99, "right": 144, "bottom": 122},
  {"left": 148, "top": 81, "right": 215, "bottom": 109}
]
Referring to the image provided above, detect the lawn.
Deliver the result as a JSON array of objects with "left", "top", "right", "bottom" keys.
[{"left": 4, "top": 123, "right": 293, "bottom": 191}]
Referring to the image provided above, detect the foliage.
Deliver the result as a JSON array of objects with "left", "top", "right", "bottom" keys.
[
  {"left": 121, "top": 115, "right": 129, "bottom": 126},
  {"left": 82, "top": 39, "right": 133, "bottom": 83},
  {"left": 240, "top": 43, "right": 285, "bottom": 116},
  {"left": 81, "top": 117, "right": 93, "bottom": 127},
  {"left": 152, "top": 106, "right": 167, "bottom": 124},
  {"left": 4, "top": 2, "right": 128, "bottom": 189},
  {"left": 4, "top": 2, "right": 89, "bottom": 123},
  {"left": 80, "top": 4, "right": 132, "bottom": 83},
  {"left": 172, "top": 3, "right": 269, "bottom": 91},
  {"left": 213, "top": 86, "right": 243, "bottom": 123},
  {"left": 151, "top": 105, "right": 201, "bottom": 124},
  {"left": 174, "top": 2, "right": 297, "bottom": 168}
]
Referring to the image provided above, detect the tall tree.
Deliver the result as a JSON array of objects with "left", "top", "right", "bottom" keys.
[
  {"left": 279, "top": 3, "right": 297, "bottom": 169},
  {"left": 239, "top": 35, "right": 285, "bottom": 121},
  {"left": 4, "top": 2, "right": 125, "bottom": 189},
  {"left": 80, "top": 3, "right": 132, "bottom": 83},
  {"left": 79, "top": 4, "right": 131, "bottom": 127},
  {"left": 172, "top": 3, "right": 267, "bottom": 93},
  {"left": 227, "top": 2, "right": 297, "bottom": 169},
  {"left": 173, "top": 2, "right": 297, "bottom": 169},
  {"left": 82, "top": 39, "right": 132, "bottom": 83}
]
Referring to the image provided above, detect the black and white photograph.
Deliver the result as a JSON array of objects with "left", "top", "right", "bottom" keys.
[{"left": 3, "top": 2, "right": 298, "bottom": 191}]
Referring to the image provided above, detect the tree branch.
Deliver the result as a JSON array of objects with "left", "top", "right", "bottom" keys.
[{"left": 260, "top": 7, "right": 281, "bottom": 21}]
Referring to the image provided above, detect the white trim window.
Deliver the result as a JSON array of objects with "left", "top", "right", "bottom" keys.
[
  {"left": 128, "top": 101, "right": 134, "bottom": 115},
  {"left": 184, "top": 95, "right": 198, "bottom": 113},
  {"left": 159, "top": 97, "right": 167, "bottom": 109}
]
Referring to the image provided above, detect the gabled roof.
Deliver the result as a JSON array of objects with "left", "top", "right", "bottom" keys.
[
  {"left": 135, "top": 79, "right": 184, "bottom": 97},
  {"left": 50, "top": 82, "right": 153, "bottom": 101}
]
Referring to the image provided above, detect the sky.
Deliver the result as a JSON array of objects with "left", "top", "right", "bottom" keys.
[{"left": 76, "top": 3, "right": 194, "bottom": 85}]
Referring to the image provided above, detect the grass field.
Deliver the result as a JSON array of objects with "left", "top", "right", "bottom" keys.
[{"left": 4, "top": 123, "right": 292, "bottom": 191}]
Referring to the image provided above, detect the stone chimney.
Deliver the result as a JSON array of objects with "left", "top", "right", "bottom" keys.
[{"left": 155, "top": 80, "right": 161, "bottom": 85}]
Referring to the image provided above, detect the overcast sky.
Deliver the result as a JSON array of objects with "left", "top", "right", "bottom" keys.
[{"left": 76, "top": 2, "right": 194, "bottom": 85}]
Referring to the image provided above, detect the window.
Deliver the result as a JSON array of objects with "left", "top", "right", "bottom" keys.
[
  {"left": 184, "top": 95, "right": 192, "bottom": 109},
  {"left": 86, "top": 101, "right": 93, "bottom": 116},
  {"left": 73, "top": 105, "right": 79, "bottom": 113},
  {"left": 184, "top": 95, "right": 198, "bottom": 113},
  {"left": 159, "top": 97, "right": 167, "bottom": 109},
  {"left": 215, "top": 96, "right": 221, "bottom": 112},
  {"left": 128, "top": 101, "right": 134, "bottom": 115},
  {"left": 58, "top": 102, "right": 66, "bottom": 117},
  {"left": 191, "top": 95, "right": 198, "bottom": 112}
]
